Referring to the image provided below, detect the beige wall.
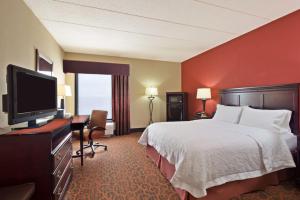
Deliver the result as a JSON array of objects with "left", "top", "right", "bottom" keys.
[
  {"left": 64, "top": 53, "right": 181, "bottom": 128},
  {"left": 0, "top": 0, "right": 181, "bottom": 128},
  {"left": 0, "top": 0, "right": 64, "bottom": 127}
]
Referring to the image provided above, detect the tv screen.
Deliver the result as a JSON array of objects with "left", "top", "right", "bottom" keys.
[
  {"left": 7, "top": 64, "right": 57, "bottom": 125},
  {"left": 16, "top": 71, "right": 56, "bottom": 113}
]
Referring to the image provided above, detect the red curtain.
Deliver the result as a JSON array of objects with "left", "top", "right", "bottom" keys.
[{"left": 112, "top": 75, "right": 130, "bottom": 135}]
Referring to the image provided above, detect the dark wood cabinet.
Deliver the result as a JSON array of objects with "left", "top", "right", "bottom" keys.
[
  {"left": 166, "top": 92, "right": 187, "bottom": 121},
  {"left": 0, "top": 119, "right": 72, "bottom": 200}
]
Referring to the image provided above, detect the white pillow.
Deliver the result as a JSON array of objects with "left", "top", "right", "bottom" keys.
[
  {"left": 239, "top": 107, "right": 292, "bottom": 134},
  {"left": 213, "top": 104, "right": 244, "bottom": 124}
]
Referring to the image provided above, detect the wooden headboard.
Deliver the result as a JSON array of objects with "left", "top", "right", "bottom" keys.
[{"left": 220, "top": 84, "right": 299, "bottom": 135}]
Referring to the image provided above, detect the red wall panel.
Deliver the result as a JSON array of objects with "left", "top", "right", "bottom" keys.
[{"left": 181, "top": 10, "right": 300, "bottom": 119}]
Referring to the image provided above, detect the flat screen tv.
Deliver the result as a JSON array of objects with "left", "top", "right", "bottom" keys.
[{"left": 6, "top": 64, "right": 57, "bottom": 126}]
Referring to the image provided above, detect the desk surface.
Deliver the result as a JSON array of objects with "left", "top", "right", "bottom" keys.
[{"left": 71, "top": 115, "right": 89, "bottom": 124}]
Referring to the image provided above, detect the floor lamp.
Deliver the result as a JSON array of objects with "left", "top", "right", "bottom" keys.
[{"left": 145, "top": 87, "right": 158, "bottom": 124}]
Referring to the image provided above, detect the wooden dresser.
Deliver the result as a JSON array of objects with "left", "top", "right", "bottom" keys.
[{"left": 0, "top": 119, "right": 73, "bottom": 200}]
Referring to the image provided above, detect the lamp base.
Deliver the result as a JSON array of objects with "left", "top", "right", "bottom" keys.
[
  {"left": 55, "top": 109, "right": 64, "bottom": 119},
  {"left": 196, "top": 112, "right": 209, "bottom": 118},
  {"left": 148, "top": 96, "right": 155, "bottom": 124},
  {"left": 60, "top": 98, "right": 64, "bottom": 109}
]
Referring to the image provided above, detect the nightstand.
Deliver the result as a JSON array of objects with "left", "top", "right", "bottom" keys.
[{"left": 296, "top": 135, "right": 300, "bottom": 185}]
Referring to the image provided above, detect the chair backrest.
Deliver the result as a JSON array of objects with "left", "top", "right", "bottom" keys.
[{"left": 88, "top": 110, "right": 108, "bottom": 129}]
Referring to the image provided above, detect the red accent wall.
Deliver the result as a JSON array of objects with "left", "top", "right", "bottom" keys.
[{"left": 181, "top": 10, "right": 300, "bottom": 119}]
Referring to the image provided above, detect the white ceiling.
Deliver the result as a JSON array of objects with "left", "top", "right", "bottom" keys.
[{"left": 24, "top": 0, "right": 300, "bottom": 62}]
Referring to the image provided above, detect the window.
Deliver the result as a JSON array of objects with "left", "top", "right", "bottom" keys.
[{"left": 76, "top": 74, "right": 112, "bottom": 119}]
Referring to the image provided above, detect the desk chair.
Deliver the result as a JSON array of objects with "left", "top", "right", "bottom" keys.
[{"left": 76, "top": 110, "right": 108, "bottom": 155}]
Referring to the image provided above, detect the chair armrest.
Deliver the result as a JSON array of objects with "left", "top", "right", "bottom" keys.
[
  {"left": 89, "top": 126, "right": 106, "bottom": 134},
  {"left": 0, "top": 182, "right": 35, "bottom": 200}
]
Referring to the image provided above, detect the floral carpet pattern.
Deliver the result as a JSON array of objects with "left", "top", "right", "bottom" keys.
[{"left": 65, "top": 133, "right": 300, "bottom": 200}]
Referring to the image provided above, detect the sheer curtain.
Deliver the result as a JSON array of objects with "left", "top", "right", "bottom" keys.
[
  {"left": 112, "top": 75, "right": 130, "bottom": 135},
  {"left": 77, "top": 74, "right": 112, "bottom": 118}
]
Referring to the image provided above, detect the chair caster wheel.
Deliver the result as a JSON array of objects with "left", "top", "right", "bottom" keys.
[{"left": 104, "top": 147, "right": 107, "bottom": 151}]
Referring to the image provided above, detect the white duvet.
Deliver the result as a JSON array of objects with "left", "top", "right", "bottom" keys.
[{"left": 138, "top": 119, "right": 295, "bottom": 198}]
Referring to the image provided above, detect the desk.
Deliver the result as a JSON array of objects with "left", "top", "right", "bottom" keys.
[{"left": 71, "top": 115, "right": 89, "bottom": 166}]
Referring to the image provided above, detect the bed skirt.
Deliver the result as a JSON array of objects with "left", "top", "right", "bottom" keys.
[{"left": 146, "top": 145, "right": 295, "bottom": 200}]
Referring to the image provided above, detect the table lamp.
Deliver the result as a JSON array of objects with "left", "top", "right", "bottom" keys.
[
  {"left": 145, "top": 87, "right": 158, "bottom": 124},
  {"left": 57, "top": 84, "right": 72, "bottom": 109},
  {"left": 196, "top": 88, "right": 211, "bottom": 118}
]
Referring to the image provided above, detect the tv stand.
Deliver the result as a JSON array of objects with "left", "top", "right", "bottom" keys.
[
  {"left": 11, "top": 119, "right": 53, "bottom": 131},
  {"left": 0, "top": 119, "right": 73, "bottom": 200},
  {"left": 28, "top": 119, "right": 48, "bottom": 128}
]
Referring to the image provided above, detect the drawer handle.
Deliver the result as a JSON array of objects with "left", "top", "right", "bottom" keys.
[
  {"left": 57, "top": 186, "right": 63, "bottom": 196},
  {"left": 70, "top": 162, "right": 74, "bottom": 169},
  {"left": 57, "top": 153, "right": 62, "bottom": 161},
  {"left": 56, "top": 170, "right": 62, "bottom": 179}
]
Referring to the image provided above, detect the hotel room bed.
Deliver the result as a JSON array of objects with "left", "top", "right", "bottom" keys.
[
  {"left": 281, "top": 133, "right": 297, "bottom": 150},
  {"left": 138, "top": 84, "right": 300, "bottom": 200}
]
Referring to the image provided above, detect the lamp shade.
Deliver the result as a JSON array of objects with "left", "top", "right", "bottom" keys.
[
  {"left": 196, "top": 88, "right": 211, "bottom": 99},
  {"left": 58, "top": 84, "right": 72, "bottom": 97},
  {"left": 145, "top": 87, "right": 158, "bottom": 96}
]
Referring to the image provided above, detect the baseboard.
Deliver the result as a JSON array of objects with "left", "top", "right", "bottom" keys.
[{"left": 129, "top": 128, "right": 146, "bottom": 133}]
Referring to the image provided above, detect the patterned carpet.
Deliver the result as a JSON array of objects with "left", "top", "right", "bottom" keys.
[{"left": 65, "top": 133, "right": 300, "bottom": 200}]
